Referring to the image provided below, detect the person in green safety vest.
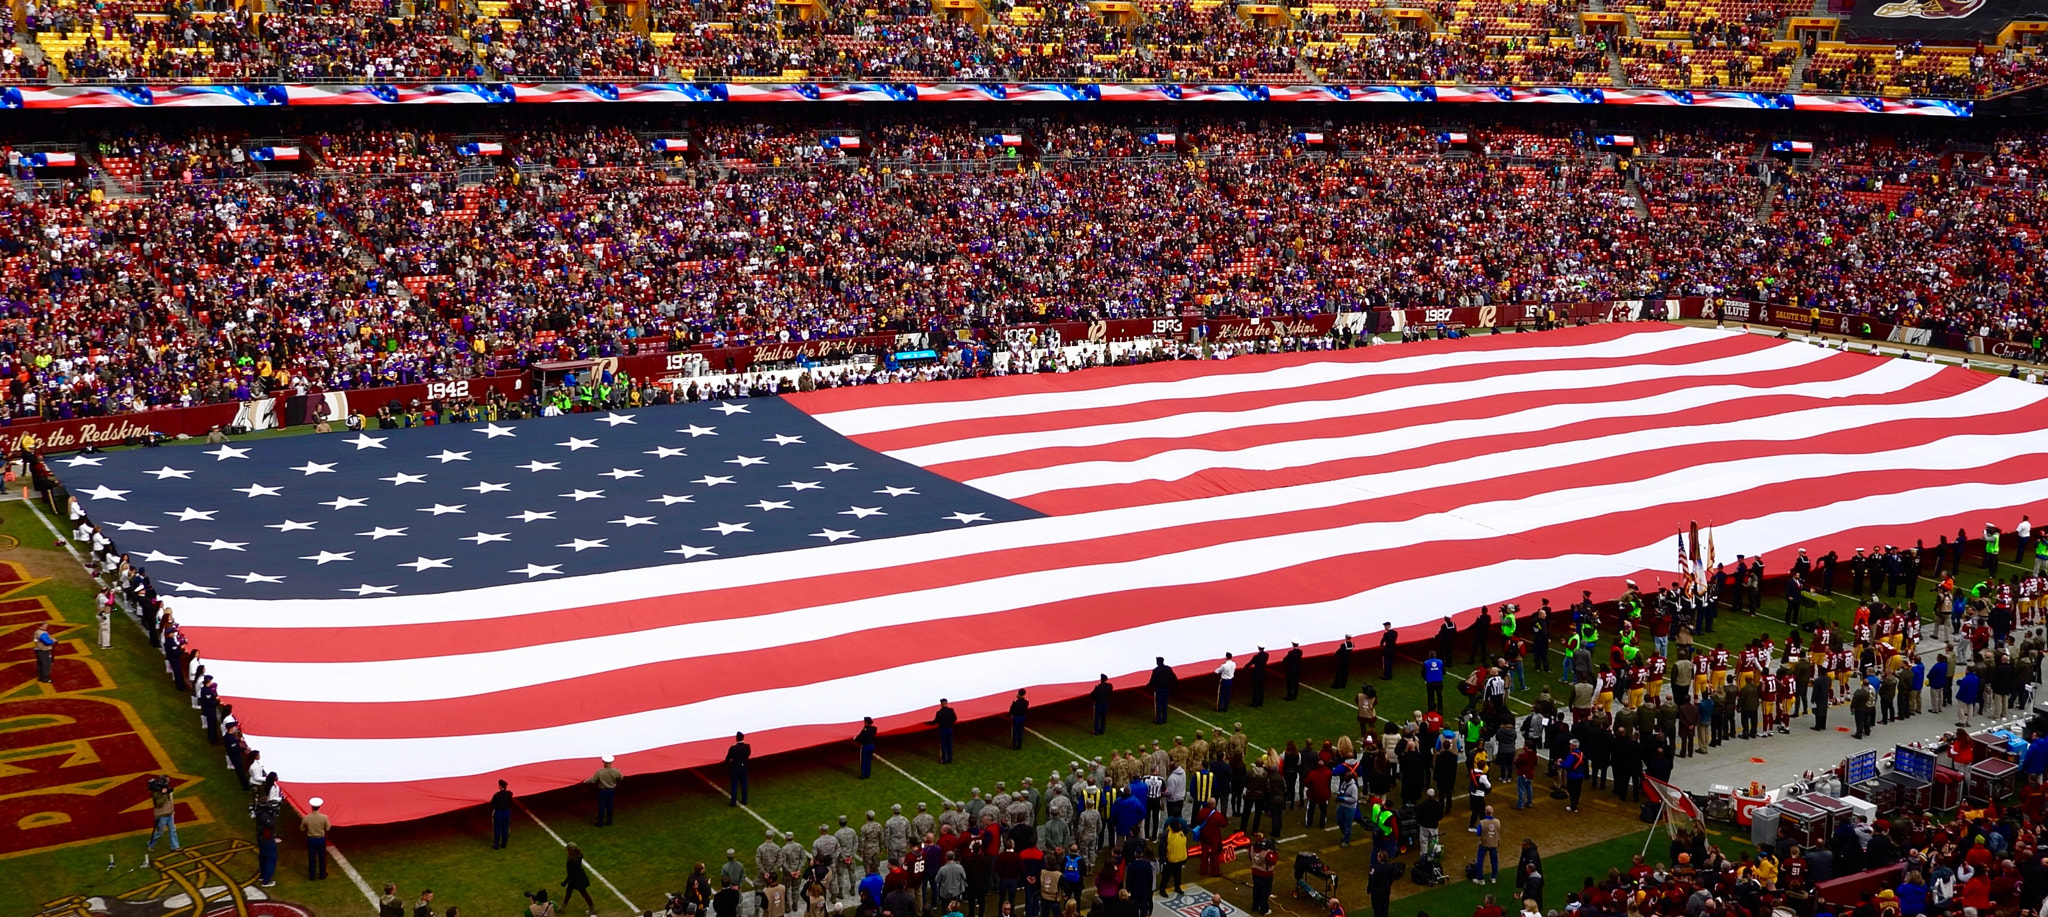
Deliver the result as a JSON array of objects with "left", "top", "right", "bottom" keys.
[
  {"left": 1579, "top": 620, "right": 1598, "bottom": 651},
  {"left": 2033, "top": 537, "right": 2047, "bottom": 576},
  {"left": 1621, "top": 643, "right": 1640, "bottom": 665},
  {"left": 1500, "top": 606, "right": 1517, "bottom": 642},
  {"left": 1368, "top": 801, "right": 1394, "bottom": 858},
  {"left": 1984, "top": 524, "right": 2002, "bottom": 573}
]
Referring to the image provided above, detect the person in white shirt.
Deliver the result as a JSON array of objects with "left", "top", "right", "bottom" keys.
[
  {"left": 1215, "top": 653, "right": 1236, "bottom": 712},
  {"left": 2018, "top": 515, "right": 2032, "bottom": 563}
]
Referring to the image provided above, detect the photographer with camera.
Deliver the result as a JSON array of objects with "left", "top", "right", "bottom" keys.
[{"left": 145, "top": 775, "right": 179, "bottom": 859}]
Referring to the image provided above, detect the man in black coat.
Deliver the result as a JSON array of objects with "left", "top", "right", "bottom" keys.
[
  {"left": 1283, "top": 643, "right": 1304, "bottom": 700},
  {"left": 1147, "top": 658, "right": 1177, "bottom": 725},
  {"left": 1091, "top": 675, "right": 1114, "bottom": 735},
  {"left": 1332, "top": 637, "right": 1353, "bottom": 689},
  {"left": 726, "top": 733, "right": 751, "bottom": 806},
  {"left": 1380, "top": 624, "right": 1399, "bottom": 680},
  {"left": 1367, "top": 851, "right": 1402, "bottom": 917},
  {"left": 1434, "top": 617, "right": 1457, "bottom": 663},
  {"left": 1468, "top": 608, "right": 1493, "bottom": 664}
]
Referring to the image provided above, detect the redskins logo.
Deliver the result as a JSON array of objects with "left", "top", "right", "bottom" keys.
[{"left": 1873, "top": 0, "right": 1985, "bottom": 18}]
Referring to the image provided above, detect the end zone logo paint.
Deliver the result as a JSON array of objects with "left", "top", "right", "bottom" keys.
[{"left": 1, "top": 561, "right": 211, "bottom": 858}]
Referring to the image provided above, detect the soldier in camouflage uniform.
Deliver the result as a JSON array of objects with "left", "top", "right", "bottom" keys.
[
  {"left": 858, "top": 810, "right": 884, "bottom": 873},
  {"left": 757, "top": 829, "right": 784, "bottom": 883},
  {"left": 910, "top": 802, "right": 936, "bottom": 842},
  {"left": 832, "top": 816, "right": 860, "bottom": 902},
  {"left": 963, "top": 789, "right": 986, "bottom": 826},
  {"left": 939, "top": 801, "right": 967, "bottom": 836},
  {"left": 781, "top": 832, "right": 808, "bottom": 884},
  {"left": 1187, "top": 731, "right": 1211, "bottom": 768},
  {"left": 883, "top": 804, "right": 912, "bottom": 863}
]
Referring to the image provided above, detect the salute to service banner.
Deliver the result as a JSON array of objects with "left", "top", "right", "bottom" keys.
[{"left": 57, "top": 324, "right": 2048, "bottom": 824}]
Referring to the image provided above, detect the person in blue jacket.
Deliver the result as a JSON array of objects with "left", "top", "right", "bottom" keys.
[
  {"left": 1113, "top": 788, "right": 1147, "bottom": 842},
  {"left": 1423, "top": 652, "right": 1447, "bottom": 713},
  {"left": 2023, "top": 730, "right": 2048, "bottom": 780},
  {"left": 1954, "top": 666, "right": 1983, "bottom": 726},
  {"left": 1929, "top": 655, "right": 1952, "bottom": 714}
]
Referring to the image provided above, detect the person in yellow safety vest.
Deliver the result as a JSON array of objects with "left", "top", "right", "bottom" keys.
[
  {"left": 1368, "top": 801, "right": 1395, "bottom": 857},
  {"left": 1579, "top": 620, "right": 1599, "bottom": 651},
  {"left": 2034, "top": 537, "right": 2047, "bottom": 576},
  {"left": 1500, "top": 606, "right": 1517, "bottom": 641}
]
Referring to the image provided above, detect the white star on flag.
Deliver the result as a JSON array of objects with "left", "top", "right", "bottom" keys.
[
  {"left": 727, "top": 455, "right": 768, "bottom": 467},
  {"left": 649, "top": 495, "right": 695, "bottom": 506},
  {"left": 780, "top": 481, "right": 824, "bottom": 491},
  {"left": 461, "top": 532, "right": 512, "bottom": 545},
  {"left": 167, "top": 581, "right": 219, "bottom": 594},
  {"left": 165, "top": 507, "right": 217, "bottom": 522},
  {"left": 59, "top": 455, "right": 107, "bottom": 467},
  {"left": 509, "top": 564, "right": 562, "bottom": 578},
  {"left": 557, "top": 538, "right": 609, "bottom": 552},
  {"left": 876, "top": 486, "right": 919, "bottom": 497},
  {"left": 136, "top": 550, "right": 187, "bottom": 565},
  {"left": 204, "top": 445, "right": 251, "bottom": 460},
  {"left": 944, "top": 512, "right": 990, "bottom": 524},
  {"left": 195, "top": 539, "right": 249, "bottom": 551},
  {"left": 711, "top": 402, "right": 750, "bottom": 415},
  {"left": 380, "top": 473, "right": 429, "bottom": 486},
  {"left": 418, "top": 504, "right": 468, "bottom": 516},
  {"left": 145, "top": 466, "right": 194, "bottom": 480},
  {"left": 599, "top": 413, "right": 638, "bottom": 427},
  {"left": 692, "top": 475, "right": 736, "bottom": 487},
  {"left": 342, "top": 584, "right": 397, "bottom": 596},
  {"left": 399, "top": 557, "right": 453, "bottom": 572},
  {"left": 665, "top": 545, "right": 717, "bottom": 558},
  {"left": 599, "top": 468, "right": 644, "bottom": 480},
  {"left": 558, "top": 437, "right": 600, "bottom": 451},
  {"left": 560, "top": 490, "right": 606, "bottom": 502},
  {"left": 811, "top": 529, "right": 859, "bottom": 542},
  {"left": 747, "top": 500, "right": 793, "bottom": 512},
  {"left": 346, "top": 434, "right": 388, "bottom": 450},
  {"left": 476, "top": 423, "right": 518, "bottom": 439},
  {"left": 235, "top": 484, "right": 284, "bottom": 497},
  {"left": 301, "top": 551, "right": 355, "bottom": 565},
  {"left": 705, "top": 521, "right": 752, "bottom": 535},
  {"left": 358, "top": 527, "right": 409, "bottom": 540},
  {"left": 428, "top": 450, "right": 472, "bottom": 464},
  {"left": 321, "top": 496, "right": 370, "bottom": 510},
  {"left": 111, "top": 521, "right": 158, "bottom": 532},
  {"left": 466, "top": 481, "right": 511, "bottom": 494},
  {"left": 81, "top": 485, "right": 131, "bottom": 501},
  {"left": 518, "top": 461, "right": 562, "bottom": 472},
  {"left": 509, "top": 510, "right": 556, "bottom": 523},
  {"left": 767, "top": 434, "right": 805, "bottom": 446},
  {"left": 266, "top": 520, "right": 317, "bottom": 532},
  {"left": 841, "top": 507, "right": 886, "bottom": 518},
  {"left": 230, "top": 572, "right": 286, "bottom": 584},
  {"left": 645, "top": 447, "right": 688, "bottom": 458},
  {"left": 608, "top": 516, "right": 658, "bottom": 528},
  {"left": 679, "top": 425, "right": 718, "bottom": 437},
  {"left": 292, "top": 461, "right": 337, "bottom": 476},
  {"left": 816, "top": 463, "right": 858, "bottom": 472}
]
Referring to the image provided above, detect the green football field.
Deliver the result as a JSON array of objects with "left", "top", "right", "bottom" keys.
[{"left": 4, "top": 465, "right": 1989, "bottom": 917}]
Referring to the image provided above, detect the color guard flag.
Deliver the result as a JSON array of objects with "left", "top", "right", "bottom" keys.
[
  {"left": 1294, "top": 132, "right": 1325, "bottom": 145},
  {"left": 988, "top": 134, "right": 1025, "bottom": 147},
  {"left": 1441, "top": 132, "right": 1469, "bottom": 144},
  {"left": 28, "top": 152, "right": 77, "bottom": 167},
  {"left": 824, "top": 135, "right": 862, "bottom": 149},
  {"left": 61, "top": 324, "right": 2048, "bottom": 824},
  {"left": 651, "top": 138, "right": 690, "bottom": 152},
  {"left": 250, "top": 146, "right": 300, "bottom": 162},
  {"left": 458, "top": 142, "right": 503, "bottom": 156},
  {"left": 1141, "top": 132, "right": 1177, "bottom": 146}
]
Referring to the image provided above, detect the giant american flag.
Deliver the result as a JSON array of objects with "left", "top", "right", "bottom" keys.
[{"left": 57, "top": 323, "right": 2048, "bottom": 823}]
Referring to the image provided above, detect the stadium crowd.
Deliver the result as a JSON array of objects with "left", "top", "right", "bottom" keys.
[
  {"left": 11, "top": 0, "right": 2048, "bottom": 93},
  {"left": 1, "top": 115, "right": 2046, "bottom": 427}
]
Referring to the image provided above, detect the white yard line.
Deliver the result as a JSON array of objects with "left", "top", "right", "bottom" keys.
[
  {"left": 518, "top": 801, "right": 641, "bottom": 913},
  {"left": 693, "top": 771, "right": 782, "bottom": 835},
  {"left": 1025, "top": 726, "right": 1090, "bottom": 764},
  {"left": 325, "top": 843, "right": 382, "bottom": 910},
  {"left": 873, "top": 754, "right": 956, "bottom": 805}
]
